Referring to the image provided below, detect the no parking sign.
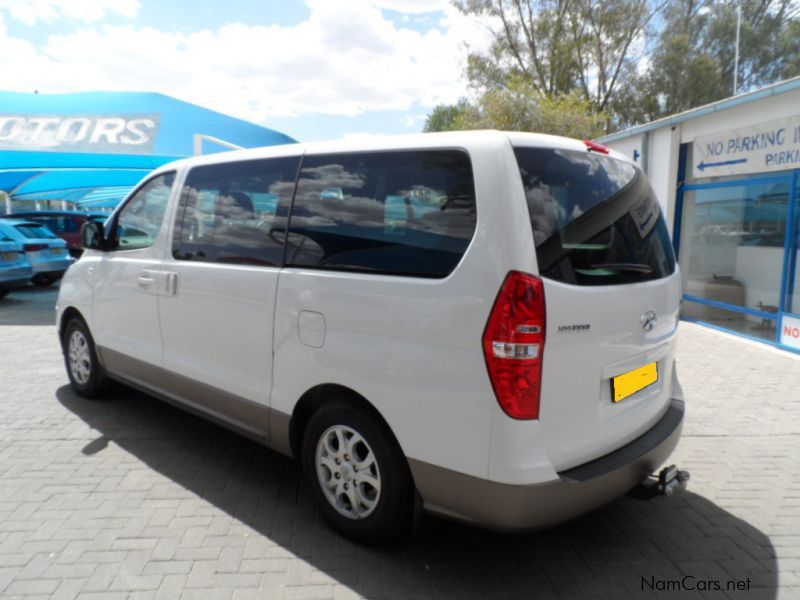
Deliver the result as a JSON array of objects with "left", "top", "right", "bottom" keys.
[{"left": 779, "top": 314, "right": 800, "bottom": 350}]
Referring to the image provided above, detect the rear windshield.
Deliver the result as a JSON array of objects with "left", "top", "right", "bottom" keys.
[
  {"left": 514, "top": 147, "right": 675, "bottom": 286},
  {"left": 14, "top": 224, "right": 57, "bottom": 239},
  {"left": 26, "top": 216, "right": 83, "bottom": 233}
]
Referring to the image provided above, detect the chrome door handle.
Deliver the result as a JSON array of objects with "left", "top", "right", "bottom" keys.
[{"left": 165, "top": 272, "right": 179, "bottom": 296}]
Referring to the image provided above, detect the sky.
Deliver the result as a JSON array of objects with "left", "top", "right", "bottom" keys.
[{"left": 0, "top": 0, "right": 492, "bottom": 142}]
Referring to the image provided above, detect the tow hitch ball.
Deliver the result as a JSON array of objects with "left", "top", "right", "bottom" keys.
[{"left": 629, "top": 465, "right": 690, "bottom": 500}]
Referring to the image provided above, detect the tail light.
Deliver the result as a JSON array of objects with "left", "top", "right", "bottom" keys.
[
  {"left": 482, "top": 271, "right": 546, "bottom": 420},
  {"left": 23, "top": 244, "right": 49, "bottom": 252}
]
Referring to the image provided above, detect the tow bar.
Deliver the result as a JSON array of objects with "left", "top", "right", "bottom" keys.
[{"left": 628, "top": 465, "right": 690, "bottom": 500}]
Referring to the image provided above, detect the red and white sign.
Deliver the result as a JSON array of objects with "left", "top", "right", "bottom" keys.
[{"left": 780, "top": 314, "right": 800, "bottom": 350}]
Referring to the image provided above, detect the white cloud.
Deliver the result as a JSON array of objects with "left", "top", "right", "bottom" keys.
[
  {"left": 0, "top": 0, "right": 491, "bottom": 125},
  {"left": 364, "top": 0, "right": 450, "bottom": 13},
  {"left": 0, "top": 0, "right": 139, "bottom": 25},
  {"left": 402, "top": 114, "right": 425, "bottom": 127}
]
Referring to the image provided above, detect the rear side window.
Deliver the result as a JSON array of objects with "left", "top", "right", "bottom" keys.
[
  {"left": 173, "top": 157, "right": 300, "bottom": 267},
  {"left": 287, "top": 150, "right": 476, "bottom": 278},
  {"left": 514, "top": 147, "right": 675, "bottom": 286}
]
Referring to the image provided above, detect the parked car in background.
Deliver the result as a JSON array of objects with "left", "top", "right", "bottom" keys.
[
  {"left": 0, "top": 239, "right": 33, "bottom": 298},
  {"left": 0, "top": 220, "right": 73, "bottom": 286},
  {"left": 87, "top": 211, "right": 113, "bottom": 224},
  {"left": 1, "top": 210, "right": 93, "bottom": 257}
]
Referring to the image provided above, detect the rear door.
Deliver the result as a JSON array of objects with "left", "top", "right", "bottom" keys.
[
  {"left": 157, "top": 156, "right": 299, "bottom": 438},
  {"left": 513, "top": 145, "right": 681, "bottom": 470}
]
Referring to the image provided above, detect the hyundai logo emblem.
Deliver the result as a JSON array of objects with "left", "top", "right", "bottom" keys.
[{"left": 641, "top": 311, "right": 657, "bottom": 331}]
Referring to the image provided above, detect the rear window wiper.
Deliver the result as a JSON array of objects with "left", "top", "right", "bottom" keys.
[{"left": 588, "top": 262, "right": 653, "bottom": 274}]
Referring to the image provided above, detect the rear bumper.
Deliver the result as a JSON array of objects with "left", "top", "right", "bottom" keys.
[
  {"left": 30, "top": 258, "right": 72, "bottom": 276},
  {"left": 410, "top": 398, "right": 684, "bottom": 531}
]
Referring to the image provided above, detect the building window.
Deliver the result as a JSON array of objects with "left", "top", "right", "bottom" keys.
[{"left": 679, "top": 178, "right": 791, "bottom": 341}]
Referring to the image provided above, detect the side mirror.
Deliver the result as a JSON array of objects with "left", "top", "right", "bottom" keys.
[{"left": 81, "top": 221, "right": 108, "bottom": 251}]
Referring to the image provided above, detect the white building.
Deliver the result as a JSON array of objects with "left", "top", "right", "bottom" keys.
[{"left": 601, "top": 76, "right": 800, "bottom": 351}]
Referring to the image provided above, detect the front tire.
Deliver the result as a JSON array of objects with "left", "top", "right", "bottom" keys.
[
  {"left": 63, "top": 318, "right": 111, "bottom": 399},
  {"left": 302, "top": 399, "right": 414, "bottom": 544}
]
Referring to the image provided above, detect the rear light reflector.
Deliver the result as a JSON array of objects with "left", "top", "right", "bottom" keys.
[
  {"left": 23, "top": 244, "right": 49, "bottom": 252},
  {"left": 482, "top": 271, "right": 546, "bottom": 420}
]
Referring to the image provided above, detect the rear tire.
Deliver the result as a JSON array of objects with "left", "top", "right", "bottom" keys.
[
  {"left": 301, "top": 399, "right": 414, "bottom": 544},
  {"left": 63, "top": 318, "right": 111, "bottom": 399},
  {"left": 0, "top": 289, "right": 8, "bottom": 299}
]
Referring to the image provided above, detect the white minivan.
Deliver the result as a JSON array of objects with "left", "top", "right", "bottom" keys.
[{"left": 57, "top": 131, "right": 685, "bottom": 542}]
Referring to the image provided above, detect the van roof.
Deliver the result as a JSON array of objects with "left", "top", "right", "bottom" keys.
[{"left": 151, "top": 130, "right": 631, "bottom": 176}]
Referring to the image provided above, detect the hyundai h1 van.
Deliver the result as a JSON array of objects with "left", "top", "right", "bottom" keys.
[{"left": 57, "top": 131, "right": 685, "bottom": 542}]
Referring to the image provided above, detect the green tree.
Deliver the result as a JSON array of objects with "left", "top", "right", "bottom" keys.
[
  {"left": 455, "top": 0, "right": 663, "bottom": 111},
  {"left": 429, "top": 0, "right": 800, "bottom": 133},
  {"left": 423, "top": 79, "right": 607, "bottom": 139},
  {"left": 426, "top": 0, "right": 663, "bottom": 136},
  {"left": 423, "top": 99, "right": 473, "bottom": 132},
  {"left": 613, "top": 0, "right": 800, "bottom": 127}
]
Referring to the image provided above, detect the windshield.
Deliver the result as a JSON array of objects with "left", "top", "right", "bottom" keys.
[{"left": 514, "top": 147, "right": 675, "bottom": 286}]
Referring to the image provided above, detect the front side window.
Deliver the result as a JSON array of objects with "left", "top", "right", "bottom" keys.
[
  {"left": 515, "top": 147, "right": 675, "bottom": 286},
  {"left": 287, "top": 150, "right": 476, "bottom": 278},
  {"left": 173, "top": 157, "right": 300, "bottom": 267},
  {"left": 114, "top": 173, "right": 175, "bottom": 251}
]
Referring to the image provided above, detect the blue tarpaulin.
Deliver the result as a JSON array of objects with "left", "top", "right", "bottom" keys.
[{"left": 0, "top": 91, "right": 296, "bottom": 209}]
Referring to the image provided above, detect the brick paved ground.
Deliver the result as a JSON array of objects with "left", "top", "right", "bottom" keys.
[{"left": 1, "top": 288, "right": 799, "bottom": 599}]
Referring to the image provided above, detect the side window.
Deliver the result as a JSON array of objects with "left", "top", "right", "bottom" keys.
[
  {"left": 287, "top": 150, "right": 477, "bottom": 278},
  {"left": 173, "top": 157, "right": 300, "bottom": 267},
  {"left": 114, "top": 172, "right": 175, "bottom": 251}
]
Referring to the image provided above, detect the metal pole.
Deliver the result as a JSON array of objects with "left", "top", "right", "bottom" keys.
[{"left": 733, "top": 4, "right": 741, "bottom": 95}]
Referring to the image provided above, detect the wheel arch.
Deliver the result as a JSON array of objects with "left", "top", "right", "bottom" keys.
[
  {"left": 59, "top": 306, "right": 87, "bottom": 343},
  {"left": 288, "top": 383, "right": 406, "bottom": 463}
]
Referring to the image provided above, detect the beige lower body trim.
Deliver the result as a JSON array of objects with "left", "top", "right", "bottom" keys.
[
  {"left": 98, "top": 346, "right": 293, "bottom": 457},
  {"left": 409, "top": 399, "right": 684, "bottom": 531}
]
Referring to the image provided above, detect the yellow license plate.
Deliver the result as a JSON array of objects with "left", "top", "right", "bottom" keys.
[
  {"left": 1, "top": 252, "right": 15, "bottom": 260},
  {"left": 612, "top": 362, "right": 658, "bottom": 403}
]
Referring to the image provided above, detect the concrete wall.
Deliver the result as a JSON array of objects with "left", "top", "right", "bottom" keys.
[
  {"left": 609, "top": 135, "right": 642, "bottom": 165},
  {"left": 677, "top": 91, "right": 800, "bottom": 142},
  {"left": 648, "top": 127, "right": 681, "bottom": 233}
]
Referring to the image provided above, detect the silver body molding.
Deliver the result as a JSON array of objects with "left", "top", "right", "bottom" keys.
[
  {"left": 98, "top": 347, "right": 293, "bottom": 457},
  {"left": 408, "top": 398, "right": 684, "bottom": 531}
]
